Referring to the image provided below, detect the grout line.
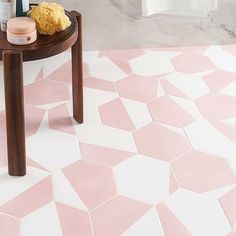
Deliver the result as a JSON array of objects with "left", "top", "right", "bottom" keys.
[{"left": 89, "top": 194, "right": 118, "bottom": 213}]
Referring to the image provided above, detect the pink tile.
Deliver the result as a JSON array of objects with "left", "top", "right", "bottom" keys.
[
  {"left": 99, "top": 98, "right": 135, "bottom": 131},
  {"left": 47, "top": 61, "right": 72, "bottom": 84},
  {"left": 103, "top": 49, "right": 144, "bottom": 61},
  {"left": 204, "top": 70, "right": 236, "bottom": 92},
  {"left": 195, "top": 93, "right": 236, "bottom": 121},
  {"left": 109, "top": 58, "right": 132, "bottom": 74},
  {"left": 0, "top": 106, "right": 45, "bottom": 137},
  {"left": 172, "top": 151, "right": 236, "bottom": 193},
  {"left": 116, "top": 75, "right": 158, "bottom": 102},
  {"left": 133, "top": 123, "right": 191, "bottom": 162},
  {"left": 24, "top": 79, "right": 69, "bottom": 106},
  {"left": 35, "top": 67, "right": 44, "bottom": 81},
  {"left": 91, "top": 196, "right": 150, "bottom": 236},
  {"left": 56, "top": 203, "right": 92, "bottom": 236},
  {"left": 228, "top": 232, "right": 236, "bottom": 236},
  {"left": 25, "top": 105, "right": 46, "bottom": 137},
  {"left": 160, "top": 79, "right": 189, "bottom": 99},
  {"left": 0, "top": 135, "right": 7, "bottom": 168},
  {"left": 169, "top": 169, "right": 179, "bottom": 194},
  {"left": 219, "top": 187, "right": 236, "bottom": 228},
  {"left": 157, "top": 202, "right": 191, "bottom": 236},
  {"left": 171, "top": 54, "right": 215, "bottom": 73},
  {"left": 0, "top": 176, "right": 53, "bottom": 218},
  {"left": 63, "top": 160, "right": 117, "bottom": 210},
  {"left": 80, "top": 143, "right": 134, "bottom": 167},
  {"left": 48, "top": 104, "right": 75, "bottom": 135},
  {"left": 46, "top": 61, "right": 88, "bottom": 80},
  {"left": 84, "top": 77, "right": 116, "bottom": 92},
  {"left": 148, "top": 96, "right": 194, "bottom": 127},
  {"left": 0, "top": 214, "right": 20, "bottom": 236},
  {"left": 210, "top": 121, "right": 236, "bottom": 144}
]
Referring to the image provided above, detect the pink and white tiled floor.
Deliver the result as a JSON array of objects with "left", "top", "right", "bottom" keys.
[{"left": 1, "top": 45, "right": 236, "bottom": 235}]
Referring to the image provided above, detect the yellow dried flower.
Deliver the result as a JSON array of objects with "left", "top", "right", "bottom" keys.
[{"left": 29, "top": 2, "right": 71, "bottom": 35}]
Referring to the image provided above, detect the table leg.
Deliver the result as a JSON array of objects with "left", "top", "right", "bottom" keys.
[
  {"left": 3, "top": 50, "right": 26, "bottom": 176},
  {"left": 71, "top": 11, "right": 83, "bottom": 124}
]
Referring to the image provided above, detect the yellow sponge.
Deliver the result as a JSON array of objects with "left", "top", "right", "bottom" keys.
[{"left": 29, "top": 2, "right": 71, "bottom": 35}]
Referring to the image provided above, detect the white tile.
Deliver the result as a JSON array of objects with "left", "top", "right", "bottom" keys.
[
  {"left": 23, "top": 61, "right": 44, "bottom": 86},
  {"left": 21, "top": 202, "right": 63, "bottom": 236},
  {"left": 121, "top": 98, "right": 152, "bottom": 129},
  {"left": 27, "top": 115, "right": 81, "bottom": 171},
  {"left": 113, "top": 155, "right": 170, "bottom": 204},
  {"left": 88, "top": 57, "right": 128, "bottom": 81},
  {"left": 185, "top": 119, "right": 236, "bottom": 176},
  {"left": 165, "top": 73, "right": 210, "bottom": 99},
  {"left": 205, "top": 46, "right": 236, "bottom": 73},
  {"left": 157, "top": 81, "right": 166, "bottom": 98},
  {"left": 83, "top": 51, "right": 100, "bottom": 63},
  {"left": 122, "top": 207, "right": 164, "bottom": 236},
  {"left": 129, "top": 52, "right": 176, "bottom": 76},
  {"left": 204, "top": 184, "right": 236, "bottom": 199},
  {"left": 165, "top": 189, "right": 232, "bottom": 236},
  {"left": 184, "top": 120, "right": 236, "bottom": 163},
  {"left": 75, "top": 123, "right": 137, "bottom": 153}
]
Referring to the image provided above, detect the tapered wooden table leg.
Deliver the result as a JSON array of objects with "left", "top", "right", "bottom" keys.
[
  {"left": 3, "top": 50, "right": 26, "bottom": 176},
  {"left": 71, "top": 11, "right": 83, "bottom": 124}
]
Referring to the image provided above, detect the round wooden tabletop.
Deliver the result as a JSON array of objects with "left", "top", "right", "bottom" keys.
[{"left": 0, "top": 11, "right": 78, "bottom": 62}]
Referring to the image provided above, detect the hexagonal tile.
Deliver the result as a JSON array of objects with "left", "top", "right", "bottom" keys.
[
  {"left": 63, "top": 160, "right": 117, "bottom": 210},
  {"left": 203, "top": 70, "right": 236, "bottom": 92},
  {"left": 148, "top": 96, "right": 194, "bottom": 127},
  {"left": 99, "top": 98, "right": 135, "bottom": 131},
  {"left": 27, "top": 127, "right": 81, "bottom": 171},
  {"left": 195, "top": 93, "right": 236, "bottom": 121},
  {"left": 91, "top": 196, "right": 150, "bottom": 236},
  {"left": 172, "top": 150, "right": 236, "bottom": 193},
  {"left": 24, "top": 79, "right": 69, "bottom": 106},
  {"left": 116, "top": 75, "right": 158, "bottom": 102},
  {"left": 133, "top": 123, "right": 191, "bottom": 162},
  {"left": 113, "top": 155, "right": 170, "bottom": 204},
  {"left": 88, "top": 57, "right": 127, "bottom": 82},
  {"left": 129, "top": 52, "right": 176, "bottom": 76},
  {"left": 171, "top": 54, "right": 215, "bottom": 73}
]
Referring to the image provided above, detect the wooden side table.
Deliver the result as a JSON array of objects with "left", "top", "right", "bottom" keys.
[{"left": 0, "top": 10, "right": 83, "bottom": 176}]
